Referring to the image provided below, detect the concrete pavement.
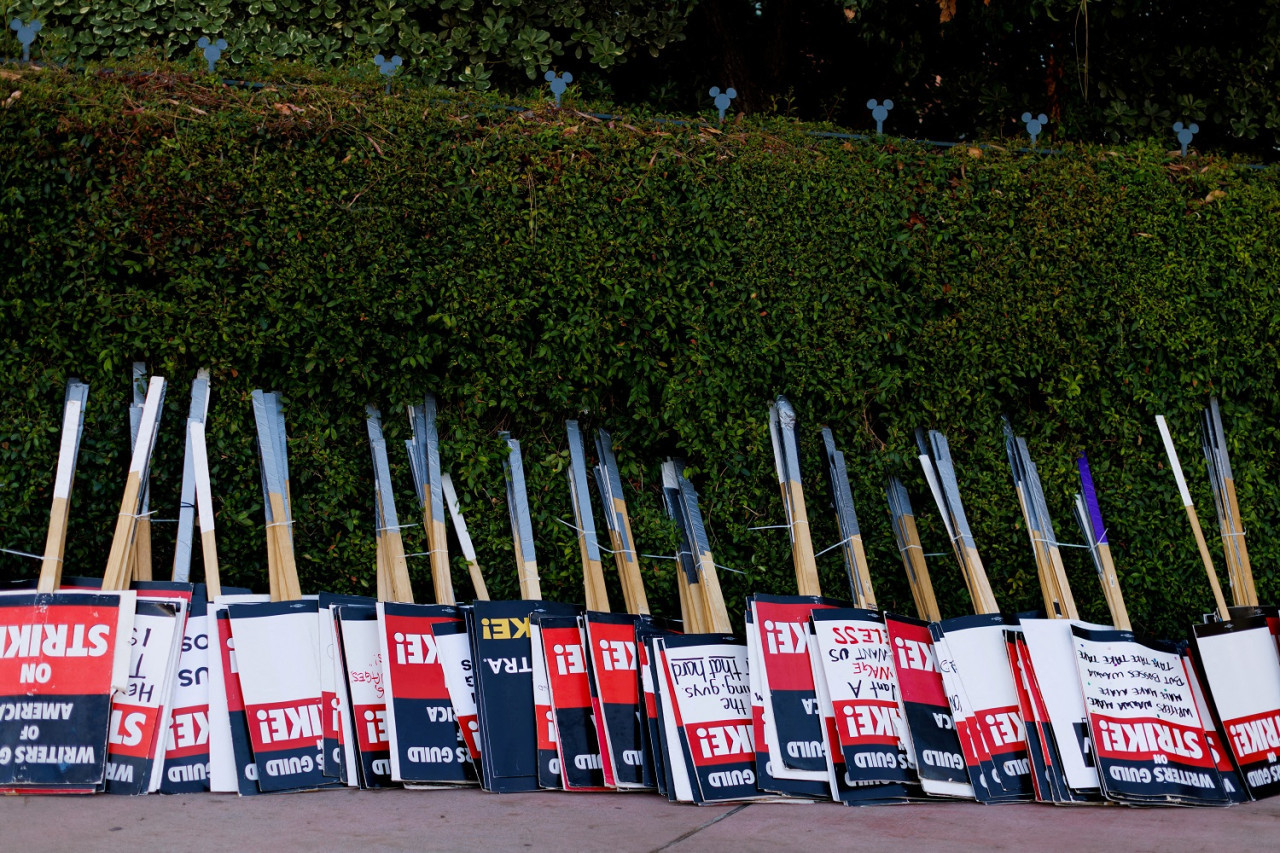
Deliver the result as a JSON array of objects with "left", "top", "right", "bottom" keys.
[{"left": 3, "top": 788, "right": 1277, "bottom": 852}]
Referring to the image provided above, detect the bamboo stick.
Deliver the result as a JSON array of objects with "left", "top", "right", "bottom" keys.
[
  {"left": 103, "top": 376, "right": 166, "bottom": 591},
  {"left": 567, "top": 421, "right": 611, "bottom": 612},
  {"left": 886, "top": 477, "right": 942, "bottom": 622},
  {"left": 595, "top": 429, "right": 650, "bottom": 615},
  {"left": 441, "top": 472, "right": 489, "bottom": 600},
  {"left": 172, "top": 370, "right": 211, "bottom": 583},
  {"left": 128, "top": 363, "right": 153, "bottom": 583},
  {"left": 1073, "top": 452, "right": 1131, "bottom": 627},
  {"left": 1156, "top": 415, "right": 1229, "bottom": 621},
  {"left": 189, "top": 420, "right": 221, "bottom": 599},
  {"left": 502, "top": 434, "right": 542, "bottom": 601},
  {"left": 672, "top": 462, "right": 732, "bottom": 634},
  {"left": 821, "top": 428, "right": 876, "bottom": 608},
  {"left": 37, "top": 381, "right": 88, "bottom": 593},
  {"left": 768, "top": 398, "right": 821, "bottom": 597}
]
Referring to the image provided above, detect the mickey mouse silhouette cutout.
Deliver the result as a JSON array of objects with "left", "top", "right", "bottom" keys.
[
  {"left": 1021, "top": 112, "right": 1049, "bottom": 146},
  {"left": 544, "top": 70, "right": 572, "bottom": 107},
  {"left": 1173, "top": 121, "right": 1199, "bottom": 157},
  {"left": 374, "top": 54, "right": 403, "bottom": 94},
  {"left": 709, "top": 86, "right": 737, "bottom": 121},
  {"left": 866, "top": 99, "right": 894, "bottom": 135},
  {"left": 9, "top": 18, "right": 41, "bottom": 63},
  {"left": 197, "top": 37, "right": 227, "bottom": 74}
]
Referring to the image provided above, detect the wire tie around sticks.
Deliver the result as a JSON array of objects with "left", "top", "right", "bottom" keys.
[
  {"left": 747, "top": 524, "right": 792, "bottom": 531},
  {"left": 814, "top": 534, "right": 857, "bottom": 559},
  {"left": 375, "top": 522, "right": 421, "bottom": 532},
  {"left": 403, "top": 548, "right": 448, "bottom": 559},
  {"left": 0, "top": 547, "right": 46, "bottom": 561},
  {"left": 266, "top": 520, "right": 296, "bottom": 528}
]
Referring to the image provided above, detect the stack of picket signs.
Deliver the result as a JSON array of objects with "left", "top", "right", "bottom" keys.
[{"left": 4, "top": 379, "right": 1280, "bottom": 813}]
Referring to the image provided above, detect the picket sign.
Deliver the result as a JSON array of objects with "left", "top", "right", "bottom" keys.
[
  {"left": 469, "top": 599, "right": 575, "bottom": 792},
  {"left": 160, "top": 585, "right": 229, "bottom": 793},
  {"left": 0, "top": 591, "right": 136, "bottom": 791},
  {"left": 318, "top": 593, "right": 371, "bottom": 785},
  {"left": 376, "top": 601, "right": 474, "bottom": 786},
  {"left": 743, "top": 611, "right": 827, "bottom": 800},
  {"left": 226, "top": 600, "right": 334, "bottom": 793},
  {"left": 104, "top": 596, "right": 186, "bottom": 794},
  {"left": 881, "top": 613, "right": 971, "bottom": 799},
  {"left": 1017, "top": 618, "right": 1105, "bottom": 794},
  {"left": 1182, "top": 642, "right": 1250, "bottom": 804},
  {"left": 808, "top": 609, "right": 914, "bottom": 786},
  {"left": 750, "top": 595, "right": 834, "bottom": 783},
  {"left": 638, "top": 618, "right": 681, "bottom": 798},
  {"left": 932, "top": 615, "right": 1034, "bottom": 801},
  {"left": 429, "top": 620, "right": 483, "bottom": 770},
  {"left": 539, "top": 614, "right": 609, "bottom": 791},
  {"left": 805, "top": 618, "right": 915, "bottom": 804},
  {"left": 1192, "top": 615, "right": 1280, "bottom": 799},
  {"left": 335, "top": 605, "right": 394, "bottom": 788},
  {"left": 653, "top": 634, "right": 761, "bottom": 804},
  {"left": 206, "top": 594, "right": 269, "bottom": 794},
  {"left": 581, "top": 612, "right": 646, "bottom": 789},
  {"left": 1072, "top": 625, "right": 1231, "bottom": 805}
]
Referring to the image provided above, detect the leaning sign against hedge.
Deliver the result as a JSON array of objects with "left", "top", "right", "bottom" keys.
[{"left": 1, "top": 65, "right": 1280, "bottom": 640}]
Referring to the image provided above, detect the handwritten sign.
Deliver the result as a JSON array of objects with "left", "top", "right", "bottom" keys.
[
  {"left": 810, "top": 609, "right": 913, "bottom": 784},
  {"left": 105, "top": 599, "right": 185, "bottom": 794},
  {"left": 1073, "top": 625, "right": 1229, "bottom": 805},
  {"left": 657, "top": 634, "right": 761, "bottom": 803}
]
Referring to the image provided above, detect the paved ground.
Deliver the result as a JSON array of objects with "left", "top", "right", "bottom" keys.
[{"left": 3, "top": 788, "right": 1277, "bottom": 852}]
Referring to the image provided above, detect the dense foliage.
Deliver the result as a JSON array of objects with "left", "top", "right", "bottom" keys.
[
  {"left": 2, "top": 66, "right": 1279, "bottom": 639},
  {"left": 4, "top": 1, "right": 1279, "bottom": 156}
]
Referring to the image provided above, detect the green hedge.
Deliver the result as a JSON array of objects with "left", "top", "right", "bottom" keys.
[{"left": 2, "top": 64, "right": 1279, "bottom": 638}]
